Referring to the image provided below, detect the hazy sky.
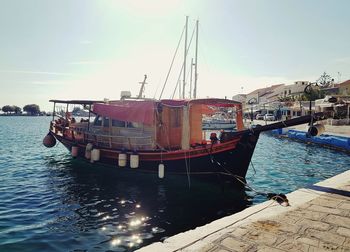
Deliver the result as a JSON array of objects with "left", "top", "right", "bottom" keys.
[{"left": 1, "top": 0, "right": 349, "bottom": 111}]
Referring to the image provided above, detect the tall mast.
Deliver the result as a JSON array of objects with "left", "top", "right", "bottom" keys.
[
  {"left": 194, "top": 19, "right": 199, "bottom": 99},
  {"left": 137, "top": 74, "right": 147, "bottom": 99},
  {"left": 182, "top": 16, "right": 188, "bottom": 99},
  {"left": 190, "top": 58, "right": 193, "bottom": 99}
]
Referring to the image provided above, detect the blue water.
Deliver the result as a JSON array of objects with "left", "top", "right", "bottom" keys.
[{"left": 0, "top": 117, "right": 349, "bottom": 251}]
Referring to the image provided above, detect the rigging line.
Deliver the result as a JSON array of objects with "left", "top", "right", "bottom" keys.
[
  {"left": 153, "top": 77, "right": 162, "bottom": 99},
  {"left": 171, "top": 25, "right": 196, "bottom": 99},
  {"left": 209, "top": 154, "right": 264, "bottom": 195},
  {"left": 197, "top": 23, "right": 211, "bottom": 75},
  {"left": 250, "top": 160, "right": 256, "bottom": 176},
  {"left": 159, "top": 25, "right": 186, "bottom": 100},
  {"left": 215, "top": 162, "right": 289, "bottom": 206},
  {"left": 184, "top": 150, "right": 191, "bottom": 189}
]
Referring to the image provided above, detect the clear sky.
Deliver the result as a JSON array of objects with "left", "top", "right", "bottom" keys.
[{"left": 1, "top": 0, "right": 349, "bottom": 111}]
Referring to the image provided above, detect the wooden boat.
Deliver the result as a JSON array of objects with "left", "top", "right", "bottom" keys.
[
  {"left": 43, "top": 18, "right": 325, "bottom": 182},
  {"left": 43, "top": 98, "right": 324, "bottom": 181}
]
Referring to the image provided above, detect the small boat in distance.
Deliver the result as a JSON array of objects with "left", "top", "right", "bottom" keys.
[
  {"left": 43, "top": 98, "right": 324, "bottom": 182},
  {"left": 202, "top": 112, "right": 237, "bottom": 130}
]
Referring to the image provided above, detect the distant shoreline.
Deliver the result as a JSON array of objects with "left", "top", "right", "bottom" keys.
[{"left": 0, "top": 114, "right": 51, "bottom": 117}]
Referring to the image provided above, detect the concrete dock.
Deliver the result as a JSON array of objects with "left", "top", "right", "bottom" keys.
[{"left": 137, "top": 170, "right": 350, "bottom": 252}]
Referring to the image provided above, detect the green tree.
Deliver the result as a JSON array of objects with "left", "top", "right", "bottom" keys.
[
  {"left": 2, "top": 105, "right": 15, "bottom": 114},
  {"left": 23, "top": 104, "right": 40, "bottom": 115},
  {"left": 316, "top": 72, "right": 334, "bottom": 88},
  {"left": 304, "top": 86, "right": 325, "bottom": 101},
  {"left": 13, "top": 106, "right": 22, "bottom": 114}
]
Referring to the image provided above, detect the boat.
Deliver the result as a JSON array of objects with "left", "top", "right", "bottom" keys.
[
  {"left": 202, "top": 112, "right": 237, "bottom": 130},
  {"left": 43, "top": 98, "right": 324, "bottom": 182},
  {"left": 42, "top": 18, "right": 325, "bottom": 183}
]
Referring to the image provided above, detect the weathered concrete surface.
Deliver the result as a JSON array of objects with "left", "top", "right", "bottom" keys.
[{"left": 136, "top": 170, "right": 350, "bottom": 252}]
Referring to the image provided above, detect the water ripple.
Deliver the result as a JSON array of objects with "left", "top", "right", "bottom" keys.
[{"left": 0, "top": 117, "right": 349, "bottom": 251}]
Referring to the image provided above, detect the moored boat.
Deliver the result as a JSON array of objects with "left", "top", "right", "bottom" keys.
[
  {"left": 43, "top": 98, "right": 324, "bottom": 182},
  {"left": 202, "top": 112, "right": 237, "bottom": 130}
]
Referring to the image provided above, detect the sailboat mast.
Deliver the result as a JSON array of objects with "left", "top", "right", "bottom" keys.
[
  {"left": 194, "top": 19, "right": 199, "bottom": 99},
  {"left": 137, "top": 74, "right": 147, "bottom": 99},
  {"left": 190, "top": 58, "right": 193, "bottom": 99},
  {"left": 182, "top": 16, "right": 188, "bottom": 99}
]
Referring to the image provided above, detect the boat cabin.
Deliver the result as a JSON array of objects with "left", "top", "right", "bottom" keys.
[{"left": 49, "top": 98, "right": 243, "bottom": 151}]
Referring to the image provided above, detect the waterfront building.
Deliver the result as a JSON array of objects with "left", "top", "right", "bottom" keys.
[
  {"left": 279, "top": 81, "right": 310, "bottom": 100},
  {"left": 231, "top": 94, "right": 246, "bottom": 104},
  {"left": 338, "top": 80, "right": 350, "bottom": 95}
]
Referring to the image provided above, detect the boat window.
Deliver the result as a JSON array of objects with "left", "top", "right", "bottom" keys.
[
  {"left": 94, "top": 116, "right": 102, "bottom": 126},
  {"left": 103, "top": 117, "right": 110, "bottom": 127},
  {"left": 112, "top": 119, "right": 126, "bottom": 127}
]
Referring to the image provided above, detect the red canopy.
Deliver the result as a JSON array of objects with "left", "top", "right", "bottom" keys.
[
  {"left": 93, "top": 101, "right": 156, "bottom": 125},
  {"left": 161, "top": 98, "right": 241, "bottom": 107},
  {"left": 92, "top": 98, "right": 241, "bottom": 126}
]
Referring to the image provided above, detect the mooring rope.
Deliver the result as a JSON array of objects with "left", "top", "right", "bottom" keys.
[
  {"left": 184, "top": 150, "right": 191, "bottom": 189},
  {"left": 209, "top": 154, "right": 289, "bottom": 206}
]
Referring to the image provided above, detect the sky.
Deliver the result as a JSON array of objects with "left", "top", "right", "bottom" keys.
[{"left": 1, "top": 0, "right": 349, "bottom": 111}]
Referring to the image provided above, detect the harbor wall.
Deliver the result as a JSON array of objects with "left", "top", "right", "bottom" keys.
[{"left": 136, "top": 170, "right": 350, "bottom": 252}]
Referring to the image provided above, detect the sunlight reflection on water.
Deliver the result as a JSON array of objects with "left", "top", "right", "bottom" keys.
[{"left": 0, "top": 117, "right": 349, "bottom": 251}]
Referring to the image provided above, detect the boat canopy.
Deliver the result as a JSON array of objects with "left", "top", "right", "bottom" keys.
[
  {"left": 92, "top": 98, "right": 242, "bottom": 126},
  {"left": 161, "top": 98, "right": 241, "bottom": 107},
  {"left": 93, "top": 100, "right": 156, "bottom": 126},
  {"left": 49, "top": 99, "right": 104, "bottom": 105}
]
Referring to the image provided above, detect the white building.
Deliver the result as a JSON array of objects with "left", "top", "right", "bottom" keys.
[
  {"left": 232, "top": 94, "right": 246, "bottom": 104},
  {"left": 279, "top": 81, "right": 310, "bottom": 99}
]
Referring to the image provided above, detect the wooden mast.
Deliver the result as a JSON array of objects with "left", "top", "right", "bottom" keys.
[
  {"left": 190, "top": 58, "right": 193, "bottom": 99},
  {"left": 194, "top": 19, "right": 199, "bottom": 99},
  {"left": 182, "top": 16, "right": 188, "bottom": 99}
]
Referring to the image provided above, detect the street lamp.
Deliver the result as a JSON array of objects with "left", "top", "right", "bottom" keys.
[
  {"left": 248, "top": 98, "right": 257, "bottom": 122},
  {"left": 304, "top": 82, "right": 319, "bottom": 129}
]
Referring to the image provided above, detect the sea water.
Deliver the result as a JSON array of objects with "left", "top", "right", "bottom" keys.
[{"left": 0, "top": 117, "right": 349, "bottom": 251}]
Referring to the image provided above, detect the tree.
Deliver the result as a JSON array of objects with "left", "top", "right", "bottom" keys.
[
  {"left": 13, "top": 106, "right": 22, "bottom": 114},
  {"left": 303, "top": 85, "right": 325, "bottom": 101},
  {"left": 2, "top": 105, "right": 15, "bottom": 114},
  {"left": 316, "top": 72, "right": 334, "bottom": 88},
  {"left": 23, "top": 104, "right": 40, "bottom": 115}
]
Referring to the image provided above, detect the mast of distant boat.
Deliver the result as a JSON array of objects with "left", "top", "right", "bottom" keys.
[{"left": 137, "top": 74, "right": 147, "bottom": 99}]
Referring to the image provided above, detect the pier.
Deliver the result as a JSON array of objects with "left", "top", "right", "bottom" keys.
[{"left": 137, "top": 170, "right": 350, "bottom": 252}]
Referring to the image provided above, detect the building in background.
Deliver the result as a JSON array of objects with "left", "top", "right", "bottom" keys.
[
  {"left": 338, "top": 80, "right": 350, "bottom": 95},
  {"left": 232, "top": 94, "right": 246, "bottom": 104},
  {"left": 279, "top": 81, "right": 310, "bottom": 99}
]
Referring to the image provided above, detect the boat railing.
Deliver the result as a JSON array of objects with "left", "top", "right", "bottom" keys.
[
  {"left": 52, "top": 121, "right": 155, "bottom": 150},
  {"left": 83, "top": 131, "right": 155, "bottom": 150}
]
